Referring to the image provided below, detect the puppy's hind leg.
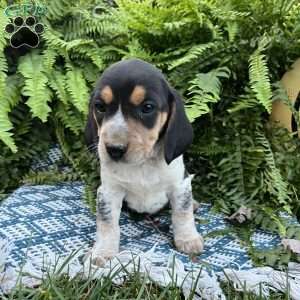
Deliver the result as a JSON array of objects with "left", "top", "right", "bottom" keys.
[
  {"left": 170, "top": 176, "right": 204, "bottom": 255},
  {"left": 87, "top": 184, "right": 125, "bottom": 267}
]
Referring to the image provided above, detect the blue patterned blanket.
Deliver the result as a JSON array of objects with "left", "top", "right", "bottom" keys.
[
  {"left": 1, "top": 147, "right": 300, "bottom": 299},
  {"left": 0, "top": 181, "right": 283, "bottom": 272}
]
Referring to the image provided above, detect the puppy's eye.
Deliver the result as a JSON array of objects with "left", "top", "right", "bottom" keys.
[
  {"left": 141, "top": 102, "right": 155, "bottom": 114},
  {"left": 94, "top": 100, "right": 106, "bottom": 113}
]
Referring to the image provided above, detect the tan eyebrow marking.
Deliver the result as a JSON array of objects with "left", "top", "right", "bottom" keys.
[
  {"left": 100, "top": 85, "right": 113, "bottom": 104},
  {"left": 130, "top": 85, "right": 146, "bottom": 105}
]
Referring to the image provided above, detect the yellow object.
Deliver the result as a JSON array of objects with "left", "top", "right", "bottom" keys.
[{"left": 270, "top": 58, "right": 300, "bottom": 134}]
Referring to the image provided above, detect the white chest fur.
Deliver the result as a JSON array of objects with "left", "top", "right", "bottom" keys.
[{"left": 101, "top": 154, "right": 185, "bottom": 214}]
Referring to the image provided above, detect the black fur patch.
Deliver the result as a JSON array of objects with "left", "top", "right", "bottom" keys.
[
  {"left": 97, "top": 190, "right": 111, "bottom": 222},
  {"left": 181, "top": 188, "right": 193, "bottom": 210}
]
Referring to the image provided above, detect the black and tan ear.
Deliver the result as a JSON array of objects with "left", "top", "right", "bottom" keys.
[
  {"left": 84, "top": 91, "right": 99, "bottom": 150},
  {"left": 164, "top": 87, "right": 194, "bottom": 164}
]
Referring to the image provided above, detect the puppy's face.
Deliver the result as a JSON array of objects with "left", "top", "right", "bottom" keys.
[
  {"left": 91, "top": 60, "right": 169, "bottom": 164},
  {"left": 86, "top": 59, "right": 193, "bottom": 165}
]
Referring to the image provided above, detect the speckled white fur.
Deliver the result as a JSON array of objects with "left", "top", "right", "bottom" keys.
[
  {"left": 87, "top": 143, "right": 203, "bottom": 266},
  {"left": 102, "top": 149, "right": 184, "bottom": 214}
]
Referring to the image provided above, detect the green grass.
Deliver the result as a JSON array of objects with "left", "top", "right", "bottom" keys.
[
  {"left": 1, "top": 274, "right": 289, "bottom": 300},
  {"left": 1, "top": 266, "right": 290, "bottom": 300}
]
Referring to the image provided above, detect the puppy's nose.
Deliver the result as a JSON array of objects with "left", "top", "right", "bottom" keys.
[{"left": 106, "top": 144, "right": 127, "bottom": 160}]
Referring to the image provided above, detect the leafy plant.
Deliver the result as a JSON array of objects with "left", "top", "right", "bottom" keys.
[{"left": 186, "top": 67, "right": 230, "bottom": 122}]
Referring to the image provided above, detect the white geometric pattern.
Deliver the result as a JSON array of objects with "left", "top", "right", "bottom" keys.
[
  {"left": 0, "top": 146, "right": 292, "bottom": 275},
  {"left": 0, "top": 182, "right": 285, "bottom": 273}
]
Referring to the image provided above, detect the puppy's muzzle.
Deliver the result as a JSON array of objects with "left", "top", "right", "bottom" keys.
[{"left": 105, "top": 144, "right": 127, "bottom": 161}]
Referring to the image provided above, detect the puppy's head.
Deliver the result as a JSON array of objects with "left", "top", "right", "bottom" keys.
[{"left": 85, "top": 59, "right": 193, "bottom": 164}]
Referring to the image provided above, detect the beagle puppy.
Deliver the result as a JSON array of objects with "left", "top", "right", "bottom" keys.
[{"left": 85, "top": 59, "right": 203, "bottom": 265}]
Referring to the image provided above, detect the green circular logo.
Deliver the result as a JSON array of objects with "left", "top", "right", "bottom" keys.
[{"left": 4, "top": 3, "right": 47, "bottom": 18}]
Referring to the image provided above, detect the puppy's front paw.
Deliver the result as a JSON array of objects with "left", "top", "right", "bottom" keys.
[
  {"left": 84, "top": 247, "right": 117, "bottom": 267},
  {"left": 175, "top": 233, "right": 204, "bottom": 254}
]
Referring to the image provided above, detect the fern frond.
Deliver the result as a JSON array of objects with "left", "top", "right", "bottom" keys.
[
  {"left": 69, "top": 45, "right": 104, "bottom": 69},
  {"left": 282, "top": 0, "right": 300, "bottom": 22},
  {"left": 80, "top": 63, "right": 100, "bottom": 84},
  {"left": 119, "top": 39, "right": 153, "bottom": 62},
  {"left": 168, "top": 42, "right": 217, "bottom": 70},
  {"left": 18, "top": 52, "right": 52, "bottom": 122},
  {"left": 0, "top": 9, "right": 8, "bottom": 51},
  {"left": 46, "top": 0, "right": 71, "bottom": 20},
  {"left": 226, "top": 21, "right": 239, "bottom": 42},
  {"left": 0, "top": 75, "right": 21, "bottom": 152},
  {"left": 4, "top": 74, "right": 22, "bottom": 109},
  {"left": 44, "top": 28, "right": 104, "bottom": 71},
  {"left": 211, "top": 7, "right": 250, "bottom": 21},
  {"left": 228, "top": 88, "right": 258, "bottom": 113},
  {"left": 257, "top": 133, "right": 291, "bottom": 210},
  {"left": 47, "top": 69, "right": 68, "bottom": 105},
  {"left": 0, "top": 10, "right": 12, "bottom": 149},
  {"left": 23, "top": 168, "right": 80, "bottom": 185},
  {"left": 65, "top": 64, "right": 89, "bottom": 114},
  {"left": 62, "top": 4, "right": 116, "bottom": 40},
  {"left": 55, "top": 102, "right": 85, "bottom": 135},
  {"left": 41, "top": 28, "right": 65, "bottom": 51},
  {"left": 228, "top": 99, "right": 258, "bottom": 113},
  {"left": 42, "top": 49, "right": 58, "bottom": 71},
  {"left": 186, "top": 67, "right": 230, "bottom": 122},
  {"left": 43, "top": 29, "right": 94, "bottom": 55},
  {"left": 249, "top": 47, "right": 272, "bottom": 113},
  {"left": 0, "top": 103, "right": 15, "bottom": 151},
  {"left": 216, "top": 135, "right": 248, "bottom": 212}
]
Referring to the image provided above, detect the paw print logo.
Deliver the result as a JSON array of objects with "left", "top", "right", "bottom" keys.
[{"left": 4, "top": 16, "right": 44, "bottom": 48}]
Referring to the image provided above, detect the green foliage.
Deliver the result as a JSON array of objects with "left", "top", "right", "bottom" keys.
[
  {"left": 168, "top": 42, "right": 218, "bottom": 70},
  {"left": 0, "top": 11, "right": 12, "bottom": 150},
  {"left": 18, "top": 51, "right": 52, "bottom": 122},
  {"left": 0, "top": 0, "right": 113, "bottom": 198},
  {"left": 252, "top": 245, "right": 300, "bottom": 268},
  {"left": 65, "top": 64, "right": 89, "bottom": 114},
  {"left": 0, "top": 75, "right": 20, "bottom": 152},
  {"left": 248, "top": 42, "right": 273, "bottom": 113},
  {"left": 0, "top": 104, "right": 52, "bottom": 197},
  {"left": 22, "top": 168, "right": 80, "bottom": 186},
  {"left": 3, "top": 251, "right": 291, "bottom": 300},
  {"left": 1, "top": 0, "right": 300, "bottom": 269},
  {"left": 186, "top": 67, "right": 230, "bottom": 121}
]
